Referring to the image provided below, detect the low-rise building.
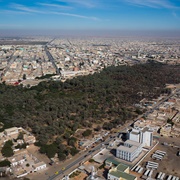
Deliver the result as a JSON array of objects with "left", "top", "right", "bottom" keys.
[
  {"left": 134, "top": 120, "right": 160, "bottom": 132},
  {"left": 4, "top": 127, "right": 19, "bottom": 136},
  {"left": 108, "top": 163, "right": 137, "bottom": 180},
  {"left": 105, "top": 158, "right": 121, "bottom": 168},
  {"left": 9, "top": 154, "right": 26, "bottom": 167},
  {"left": 33, "top": 161, "right": 46, "bottom": 172},
  {"left": 23, "top": 134, "right": 36, "bottom": 144},
  {"left": 160, "top": 123, "right": 172, "bottom": 136}
]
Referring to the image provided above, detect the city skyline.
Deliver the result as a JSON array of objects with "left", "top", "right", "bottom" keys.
[{"left": 0, "top": 0, "right": 180, "bottom": 36}]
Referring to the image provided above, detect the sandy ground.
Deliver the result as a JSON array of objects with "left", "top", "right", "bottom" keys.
[
  {"left": 70, "top": 172, "right": 87, "bottom": 180},
  {"left": 137, "top": 136, "right": 180, "bottom": 179}
]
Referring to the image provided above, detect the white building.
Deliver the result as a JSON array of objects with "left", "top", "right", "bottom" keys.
[
  {"left": 9, "top": 155, "right": 26, "bottom": 167},
  {"left": 33, "top": 161, "right": 46, "bottom": 172},
  {"left": 129, "top": 129, "right": 140, "bottom": 142},
  {"left": 4, "top": 127, "right": 19, "bottom": 136},
  {"left": 116, "top": 140, "right": 142, "bottom": 162},
  {"left": 129, "top": 127, "right": 153, "bottom": 147}
]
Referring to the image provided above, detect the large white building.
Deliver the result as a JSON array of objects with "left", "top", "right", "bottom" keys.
[
  {"left": 129, "top": 127, "right": 153, "bottom": 147},
  {"left": 116, "top": 140, "right": 142, "bottom": 162}
]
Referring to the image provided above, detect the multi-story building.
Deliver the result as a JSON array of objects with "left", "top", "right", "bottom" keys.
[
  {"left": 129, "top": 127, "right": 153, "bottom": 147},
  {"left": 116, "top": 140, "right": 142, "bottom": 162}
]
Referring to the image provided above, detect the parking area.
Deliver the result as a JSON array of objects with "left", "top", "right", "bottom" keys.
[{"left": 132, "top": 137, "right": 180, "bottom": 179}]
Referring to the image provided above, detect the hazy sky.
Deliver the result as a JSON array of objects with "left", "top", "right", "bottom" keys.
[{"left": 0, "top": 0, "right": 180, "bottom": 35}]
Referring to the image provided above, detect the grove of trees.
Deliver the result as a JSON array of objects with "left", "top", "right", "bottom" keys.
[{"left": 0, "top": 62, "right": 180, "bottom": 159}]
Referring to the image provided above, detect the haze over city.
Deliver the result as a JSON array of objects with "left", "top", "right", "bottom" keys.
[{"left": 0, "top": 0, "right": 180, "bottom": 36}]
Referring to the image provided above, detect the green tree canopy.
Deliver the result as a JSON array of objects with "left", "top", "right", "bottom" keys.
[
  {"left": 82, "top": 129, "right": 92, "bottom": 137},
  {"left": 1, "top": 140, "right": 14, "bottom": 157},
  {"left": 0, "top": 160, "right": 11, "bottom": 167}
]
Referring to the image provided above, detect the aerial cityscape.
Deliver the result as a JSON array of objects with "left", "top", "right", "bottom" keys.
[{"left": 0, "top": 0, "right": 180, "bottom": 180}]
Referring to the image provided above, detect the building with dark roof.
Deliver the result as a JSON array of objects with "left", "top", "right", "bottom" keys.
[{"left": 108, "top": 164, "right": 137, "bottom": 180}]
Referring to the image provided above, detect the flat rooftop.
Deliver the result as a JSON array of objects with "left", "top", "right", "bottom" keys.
[
  {"left": 125, "top": 140, "right": 142, "bottom": 147},
  {"left": 117, "top": 145, "right": 137, "bottom": 153}
]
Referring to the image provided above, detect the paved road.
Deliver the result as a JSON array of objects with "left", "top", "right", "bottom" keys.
[
  {"left": 44, "top": 46, "right": 61, "bottom": 75},
  {"left": 46, "top": 38, "right": 56, "bottom": 46},
  {"left": 47, "top": 88, "right": 180, "bottom": 180},
  {"left": 47, "top": 136, "right": 114, "bottom": 180},
  {"left": 140, "top": 88, "right": 179, "bottom": 119},
  {"left": 44, "top": 39, "right": 61, "bottom": 75}
]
